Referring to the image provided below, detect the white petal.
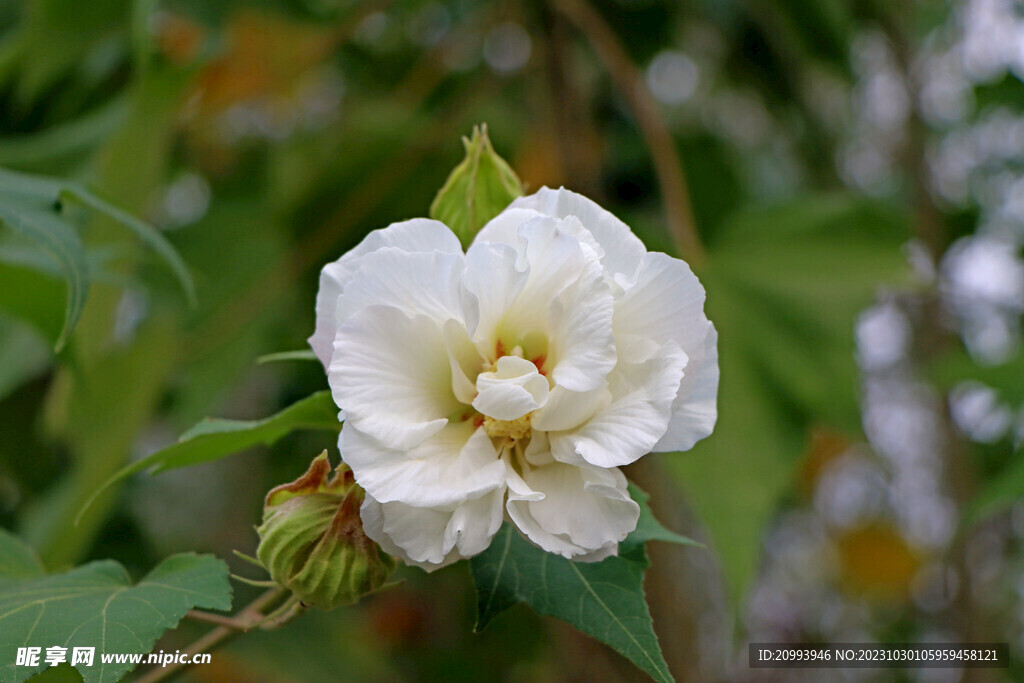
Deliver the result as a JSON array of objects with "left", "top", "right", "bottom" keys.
[
  {"left": 340, "top": 421, "right": 506, "bottom": 507},
  {"left": 654, "top": 323, "right": 719, "bottom": 452},
  {"left": 550, "top": 343, "right": 687, "bottom": 468},
  {"left": 614, "top": 251, "right": 711, "bottom": 360},
  {"left": 465, "top": 217, "right": 617, "bottom": 392},
  {"left": 444, "top": 319, "right": 482, "bottom": 405},
  {"left": 502, "top": 187, "right": 646, "bottom": 282},
  {"left": 335, "top": 249, "right": 467, "bottom": 326},
  {"left": 546, "top": 250, "right": 616, "bottom": 392},
  {"left": 473, "top": 355, "right": 549, "bottom": 420},
  {"left": 361, "top": 489, "right": 504, "bottom": 571},
  {"left": 330, "top": 305, "right": 459, "bottom": 450},
  {"left": 462, "top": 241, "right": 526, "bottom": 349},
  {"left": 531, "top": 384, "right": 608, "bottom": 432},
  {"left": 506, "top": 460, "right": 639, "bottom": 558},
  {"left": 309, "top": 218, "right": 461, "bottom": 368},
  {"left": 501, "top": 217, "right": 589, "bottom": 336}
]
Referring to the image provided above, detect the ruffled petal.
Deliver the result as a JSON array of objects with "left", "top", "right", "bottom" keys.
[
  {"left": 614, "top": 251, "right": 711, "bottom": 361},
  {"left": 506, "top": 459, "right": 639, "bottom": 559},
  {"left": 546, "top": 248, "right": 616, "bottom": 392},
  {"left": 466, "top": 216, "right": 616, "bottom": 393},
  {"left": 340, "top": 421, "right": 506, "bottom": 508},
  {"left": 473, "top": 355, "right": 549, "bottom": 420},
  {"left": 654, "top": 323, "right": 719, "bottom": 452},
  {"left": 531, "top": 384, "right": 608, "bottom": 432},
  {"left": 309, "top": 218, "right": 461, "bottom": 367},
  {"left": 444, "top": 319, "right": 482, "bottom": 405},
  {"left": 549, "top": 343, "right": 687, "bottom": 468},
  {"left": 360, "top": 488, "right": 505, "bottom": 571},
  {"left": 462, "top": 241, "right": 526, "bottom": 349},
  {"left": 335, "top": 249, "right": 467, "bottom": 327},
  {"left": 502, "top": 187, "right": 647, "bottom": 282},
  {"left": 330, "top": 305, "right": 460, "bottom": 450}
]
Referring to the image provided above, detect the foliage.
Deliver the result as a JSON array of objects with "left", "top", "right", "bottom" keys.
[
  {"left": 471, "top": 485, "right": 696, "bottom": 683},
  {"left": 0, "top": 0, "right": 1020, "bottom": 678},
  {"left": 0, "top": 530, "right": 231, "bottom": 683}
]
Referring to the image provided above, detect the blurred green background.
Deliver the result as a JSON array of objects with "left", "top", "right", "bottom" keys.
[{"left": 2, "top": 0, "right": 1024, "bottom": 680}]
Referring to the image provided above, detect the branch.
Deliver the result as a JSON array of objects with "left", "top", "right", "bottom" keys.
[
  {"left": 135, "top": 587, "right": 289, "bottom": 683},
  {"left": 549, "top": 0, "right": 706, "bottom": 267}
]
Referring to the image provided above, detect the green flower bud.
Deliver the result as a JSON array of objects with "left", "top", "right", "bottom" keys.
[
  {"left": 257, "top": 451, "right": 397, "bottom": 610},
  {"left": 429, "top": 123, "right": 523, "bottom": 248}
]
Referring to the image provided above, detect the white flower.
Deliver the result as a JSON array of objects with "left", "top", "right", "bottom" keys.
[{"left": 310, "top": 187, "right": 718, "bottom": 570}]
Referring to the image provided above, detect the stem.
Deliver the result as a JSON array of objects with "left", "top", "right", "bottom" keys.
[
  {"left": 549, "top": 0, "right": 706, "bottom": 267},
  {"left": 136, "top": 588, "right": 288, "bottom": 683}
]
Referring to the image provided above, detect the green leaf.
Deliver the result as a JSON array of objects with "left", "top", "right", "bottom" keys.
[
  {"left": 257, "top": 349, "right": 320, "bottom": 364},
  {"left": 79, "top": 391, "right": 342, "bottom": 522},
  {"left": 61, "top": 183, "right": 197, "bottom": 308},
  {"left": 0, "top": 529, "right": 44, "bottom": 589},
  {"left": 0, "top": 166, "right": 196, "bottom": 349},
  {"left": 0, "top": 553, "right": 231, "bottom": 683},
  {"left": 623, "top": 483, "right": 703, "bottom": 552},
  {"left": 471, "top": 485, "right": 694, "bottom": 683},
  {"left": 673, "top": 194, "right": 910, "bottom": 605},
  {"left": 0, "top": 190, "right": 89, "bottom": 351},
  {"left": 429, "top": 124, "right": 523, "bottom": 248},
  {"left": 0, "top": 262, "right": 66, "bottom": 343}
]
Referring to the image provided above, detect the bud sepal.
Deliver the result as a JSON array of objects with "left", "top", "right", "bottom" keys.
[{"left": 256, "top": 451, "right": 397, "bottom": 610}]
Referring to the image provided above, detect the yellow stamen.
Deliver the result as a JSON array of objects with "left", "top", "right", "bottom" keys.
[{"left": 483, "top": 413, "right": 532, "bottom": 440}]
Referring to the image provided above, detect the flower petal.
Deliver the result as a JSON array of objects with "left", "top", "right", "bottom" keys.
[
  {"left": 654, "top": 323, "right": 719, "bottom": 452},
  {"left": 340, "top": 420, "right": 506, "bottom": 508},
  {"left": 361, "top": 489, "right": 505, "bottom": 571},
  {"left": 530, "top": 384, "right": 608, "bottom": 432},
  {"left": 444, "top": 319, "right": 482, "bottom": 405},
  {"left": 503, "top": 187, "right": 647, "bottom": 282},
  {"left": 466, "top": 216, "right": 617, "bottom": 392},
  {"left": 335, "top": 249, "right": 467, "bottom": 327},
  {"left": 462, "top": 241, "right": 527, "bottom": 348},
  {"left": 330, "top": 305, "right": 459, "bottom": 450},
  {"left": 549, "top": 343, "right": 687, "bottom": 468},
  {"left": 473, "top": 355, "right": 549, "bottom": 420},
  {"left": 614, "top": 251, "right": 711, "bottom": 361},
  {"left": 506, "top": 460, "right": 639, "bottom": 559},
  {"left": 546, "top": 249, "right": 616, "bottom": 392},
  {"left": 309, "top": 218, "right": 461, "bottom": 368}
]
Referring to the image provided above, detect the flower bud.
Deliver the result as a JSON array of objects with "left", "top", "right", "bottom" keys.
[
  {"left": 429, "top": 123, "right": 523, "bottom": 247},
  {"left": 257, "top": 451, "right": 397, "bottom": 609}
]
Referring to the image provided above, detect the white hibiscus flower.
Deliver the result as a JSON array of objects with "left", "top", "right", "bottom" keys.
[{"left": 310, "top": 187, "right": 718, "bottom": 570}]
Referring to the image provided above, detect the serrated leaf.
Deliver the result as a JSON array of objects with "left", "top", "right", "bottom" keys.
[
  {"left": 471, "top": 485, "right": 693, "bottom": 683},
  {"left": 472, "top": 526, "right": 674, "bottom": 683},
  {"left": 79, "top": 391, "right": 342, "bottom": 522},
  {"left": 0, "top": 529, "right": 44, "bottom": 589},
  {"left": 429, "top": 124, "right": 523, "bottom": 247},
  {"left": 0, "top": 553, "right": 231, "bottom": 683}
]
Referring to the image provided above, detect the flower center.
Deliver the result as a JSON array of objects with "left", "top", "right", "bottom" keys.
[{"left": 482, "top": 413, "right": 532, "bottom": 440}]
